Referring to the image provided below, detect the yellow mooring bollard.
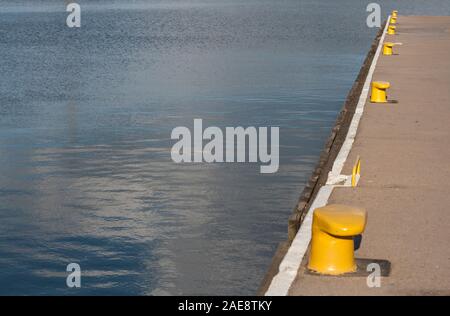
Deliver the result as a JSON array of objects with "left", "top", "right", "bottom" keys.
[
  {"left": 383, "top": 42, "right": 394, "bottom": 55},
  {"left": 308, "top": 204, "right": 367, "bottom": 275},
  {"left": 388, "top": 25, "right": 396, "bottom": 35},
  {"left": 370, "top": 81, "right": 390, "bottom": 103},
  {"left": 390, "top": 16, "right": 397, "bottom": 25},
  {"left": 392, "top": 10, "right": 398, "bottom": 18}
]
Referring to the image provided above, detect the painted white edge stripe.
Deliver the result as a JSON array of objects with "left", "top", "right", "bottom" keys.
[
  {"left": 264, "top": 185, "right": 332, "bottom": 296},
  {"left": 328, "top": 18, "right": 389, "bottom": 181},
  {"left": 264, "top": 18, "right": 390, "bottom": 296}
]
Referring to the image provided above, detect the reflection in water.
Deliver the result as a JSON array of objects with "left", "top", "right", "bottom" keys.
[{"left": 2, "top": 0, "right": 449, "bottom": 295}]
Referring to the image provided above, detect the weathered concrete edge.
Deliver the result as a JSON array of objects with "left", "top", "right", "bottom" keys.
[{"left": 257, "top": 21, "right": 387, "bottom": 296}]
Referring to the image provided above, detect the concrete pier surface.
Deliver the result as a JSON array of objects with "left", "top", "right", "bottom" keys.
[{"left": 289, "top": 16, "right": 450, "bottom": 295}]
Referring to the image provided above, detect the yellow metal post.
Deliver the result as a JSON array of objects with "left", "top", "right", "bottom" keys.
[
  {"left": 388, "top": 25, "right": 396, "bottom": 35},
  {"left": 308, "top": 204, "right": 367, "bottom": 275},
  {"left": 370, "top": 81, "right": 390, "bottom": 103},
  {"left": 383, "top": 42, "right": 394, "bottom": 55}
]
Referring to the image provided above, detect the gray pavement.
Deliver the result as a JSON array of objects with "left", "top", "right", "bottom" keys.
[{"left": 289, "top": 16, "right": 450, "bottom": 295}]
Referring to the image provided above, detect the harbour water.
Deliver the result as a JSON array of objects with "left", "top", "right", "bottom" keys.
[{"left": 1, "top": 0, "right": 449, "bottom": 295}]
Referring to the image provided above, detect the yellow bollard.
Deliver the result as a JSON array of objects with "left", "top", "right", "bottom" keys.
[
  {"left": 383, "top": 42, "right": 394, "bottom": 55},
  {"left": 392, "top": 10, "right": 398, "bottom": 18},
  {"left": 388, "top": 25, "right": 396, "bottom": 35},
  {"left": 370, "top": 81, "right": 390, "bottom": 103},
  {"left": 308, "top": 204, "right": 367, "bottom": 275},
  {"left": 390, "top": 16, "right": 397, "bottom": 25}
]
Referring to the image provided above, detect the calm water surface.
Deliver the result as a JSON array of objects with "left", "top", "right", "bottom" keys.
[{"left": 1, "top": 0, "right": 449, "bottom": 295}]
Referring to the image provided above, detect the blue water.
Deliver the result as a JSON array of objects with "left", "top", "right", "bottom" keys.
[{"left": 1, "top": 0, "right": 449, "bottom": 295}]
